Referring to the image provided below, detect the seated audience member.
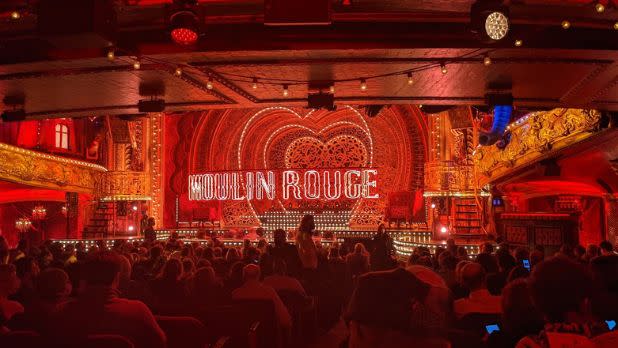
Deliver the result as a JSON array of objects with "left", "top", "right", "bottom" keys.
[
  {"left": 487, "top": 252, "right": 516, "bottom": 295},
  {"left": 405, "top": 265, "right": 453, "bottom": 333},
  {"left": 529, "top": 249, "right": 544, "bottom": 269},
  {"left": 263, "top": 259, "right": 307, "bottom": 296},
  {"left": 475, "top": 242, "right": 499, "bottom": 274},
  {"left": 47, "top": 251, "right": 166, "bottom": 348},
  {"left": 0, "top": 236, "right": 9, "bottom": 264},
  {"left": 346, "top": 243, "right": 370, "bottom": 278},
  {"left": 454, "top": 262, "right": 501, "bottom": 319},
  {"left": 589, "top": 254, "right": 618, "bottom": 321},
  {"left": 225, "top": 248, "right": 241, "bottom": 265},
  {"left": 574, "top": 245, "right": 586, "bottom": 263},
  {"left": 269, "top": 229, "right": 302, "bottom": 278},
  {"left": 12, "top": 256, "right": 40, "bottom": 306},
  {"left": 232, "top": 264, "right": 291, "bottom": 329},
  {"left": 189, "top": 266, "right": 226, "bottom": 306},
  {"left": 517, "top": 256, "right": 618, "bottom": 347},
  {"left": 599, "top": 240, "right": 616, "bottom": 256},
  {"left": 451, "top": 260, "right": 471, "bottom": 300},
  {"left": 133, "top": 245, "right": 165, "bottom": 280},
  {"left": 345, "top": 267, "right": 432, "bottom": 347},
  {"left": 13, "top": 268, "right": 71, "bottom": 331},
  {"left": 225, "top": 261, "right": 246, "bottom": 293},
  {"left": 148, "top": 258, "right": 188, "bottom": 311},
  {"left": 0, "top": 264, "right": 24, "bottom": 322},
  {"left": 437, "top": 251, "right": 458, "bottom": 288},
  {"left": 513, "top": 246, "right": 530, "bottom": 264},
  {"left": 487, "top": 279, "right": 544, "bottom": 348},
  {"left": 507, "top": 265, "right": 530, "bottom": 283}
]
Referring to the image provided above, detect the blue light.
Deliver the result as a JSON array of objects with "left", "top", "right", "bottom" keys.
[{"left": 491, "top": 105, "right": 513, "bottom": 134}]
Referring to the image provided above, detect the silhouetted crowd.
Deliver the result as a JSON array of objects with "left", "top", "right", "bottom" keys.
[{"left": 1, "top": 227, "right": 617, "bottom": 348}]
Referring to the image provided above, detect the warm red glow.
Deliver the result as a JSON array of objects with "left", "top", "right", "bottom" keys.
[{"left": 171, "top": 28, "right": 198, "bottom": 45}]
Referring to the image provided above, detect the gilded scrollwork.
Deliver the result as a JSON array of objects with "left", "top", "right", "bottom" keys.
[
  {"left": 473, "top": 108, "right": 602, "bottom": 185},
  {"left": 0, "top": 142, "right": 106, "bottom": 193}
]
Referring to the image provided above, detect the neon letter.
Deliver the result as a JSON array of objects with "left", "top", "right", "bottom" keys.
[
  {"left": 304, "top": 170, "right": 320, "bottom": 199},
  {"left": 256, "top": 171, "right": 276, "bottom": 200},
  {"left": 215, "top": 173, "right": 230, "bottom": 200},
  {"left": 202, "top": 174, "right": 215, "bottom": 200},
  {"left": 245, "top": 172, "right": 254, "bottom": 200},
  {"left": 344, "top": 170, "right": 362, "bottom": 199},
  {"left": 362, "top": 169, "right": 379, "bottom": 198},
  {"left": 323, "top": 170, "right": 341, "bottom": 200},
  {"left": 230, "top": 172, "right": 245, "bottom": 200},
  {"left": 283, "top": 170, "right": 301, "bottom": 200}
]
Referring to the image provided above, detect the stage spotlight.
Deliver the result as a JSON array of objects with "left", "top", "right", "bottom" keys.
[
  {"left": 431, "top": 203, "right": 436, "bottom": 209},
  {"left": 128, "top": 225, "right": 135, "bottom": 232},
  {"left": 471, "top": 0, "right": 510, "bottom": 42},
  {"left": 440, "top": 226, "right": 448, "bottom": 234},
  {"left": 169, "top": 0, "right": 200, "bottom": 46},
  {"left": 132, "top": 205, "right": 138, "bottom": 211}
]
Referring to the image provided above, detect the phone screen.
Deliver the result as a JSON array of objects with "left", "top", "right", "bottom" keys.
[
  {"left": 522, "top": 259, "right": 531, "bottom": 271},
  {"left": 606, "top": 320, "right": 616, "bottom": 331},
  {"left": 485, "top": 324, "right": 500, "bottom": 334}
]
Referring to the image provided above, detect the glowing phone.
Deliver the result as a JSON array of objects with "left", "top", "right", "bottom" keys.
[
  {"left": 522, "top": 259, "right": 531, "bottom": 271},
  {"left": 485, "top": 324, "right": 500, "bottom": 334},
  {"left": 606, "top": 320, "right": 616, "bottom": 331}
]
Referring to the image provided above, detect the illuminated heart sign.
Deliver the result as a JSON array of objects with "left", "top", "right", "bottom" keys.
[{"left": 188, "top": 168, "right": 378, "bottom": 201}]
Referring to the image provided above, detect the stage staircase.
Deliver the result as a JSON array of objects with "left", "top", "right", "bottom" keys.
[
  {"left": 453, "top": 197, "right": 484, "bottom": 238},
  {"left": 83, "top": 201, "right": 114, "bottom": 238}
]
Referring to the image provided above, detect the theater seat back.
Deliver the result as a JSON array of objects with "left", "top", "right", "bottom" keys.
[{"left": 156, "top": 315, "right": 208, "bottom": 348}]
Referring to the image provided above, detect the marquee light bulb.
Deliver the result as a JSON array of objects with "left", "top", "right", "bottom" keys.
[
  {"left": 206, "top": 77, "right": 213, "bottom": 90},
  {"left": 360, "top": 79, "right": 367, "bottom": 91},
  {"left": 282, "top": 84, "right": 289, "bottom": 97},
  {"left": 561, "top": 20, "right": 571, "bottom": 29}
]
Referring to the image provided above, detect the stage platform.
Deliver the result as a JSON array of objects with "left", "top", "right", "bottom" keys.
[{"left": 53, "top": 228, "right": 486, "bottom": 257}]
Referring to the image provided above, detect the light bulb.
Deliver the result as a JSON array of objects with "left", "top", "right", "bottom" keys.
[
  {"left": 282, "top": 84, "right": 289, "bottom": 97},
  {"left": 133, "top": 60, "right": 141, "bottom": 70},
  {"left": 329, "top": 85, "right": 335, "bottom": 93},
  {"left": 206, "top": 77, "right": 213, "bottom": 90},
  {"left": 483, "top": 55, "right": 492, "bottom": 66},
  {"left": 407, "top": 73, "right": 413, "bottom": 85},
  {"left": 440, "top": 64, "right": 447, "bottom": 74},
  {"left": 595, "top": 2, "right": 605, "bottom": 13},
  {"left": 514, "top": 39, "right": 523, "bottom": 47},
  {"left": 11, "top": 11, "right": 20, "bottom": 20},
  {"left": 252, "top": 78, "right": 258, "bottom": 89},
  {"left": 107, "top": 50, "right": 115, "bottom": 61},
  {"left": 360, "top": 79, "right": 367, "bottom": 91},
  {"left": 614, "top": 22, "right": 618, "bottom": 30},
  {"left": 561, "top": 20, "right": 571, "bottom": 29},
  {"left": 175, "top": 67, "right": 183, "bottom": 76}
]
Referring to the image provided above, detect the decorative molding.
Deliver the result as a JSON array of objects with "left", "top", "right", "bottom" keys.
[
  {"left": 149, "top": 113, "right": 164, "bottom": 227},
  {"left": 473, "top": 108, "right": 602, "bottom": 186},
  {"left": 0, "top": 142, "right": 106, "bottom": 193},
  {"left": 97, "top": 171, "right": 150, "bottom": 200}
]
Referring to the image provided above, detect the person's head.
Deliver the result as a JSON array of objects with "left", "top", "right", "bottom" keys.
[
  {"left": 497, "top": 252, "right": 517, "bottom": 273},
  {"left": 160, "top": 258, "right": 183, "bottom": 281},
  {"left": 193, "top": 266, "right": 216, "bottom": 290},
  {"left": 529, "top": 250, "right": 544, "bottom": 269},
  {"left": 475, "top": 252, "right": 499, "bottom": 273},
  {"left": 117, "top": 254, "right": 132, "bottom": 283},
  {"left": 228, "top": 261, "right": 245, "bottom": 283},
  {"left": 242, "top": 264, "right": 261, "bottom": 283},
  {"left": 460, "top": 262, "right": 486, "bottom": 291},
  {"left": 353, "top": 243, "right": 366, "bottom": 255},
  {"left": 501, "top": 279, "right": 544, "bottom": 336},
  {"left": 507, "top": 265, "right": 530, "bottom": 283},
  {"left": 455, "top": 260, "right": 472, "bottom": 283},
  {"left": 82, "top": 251, "right": 122, "bottom": 288},
  {"left": 456, "top": 246, "right": 468, "bottom": 260},
  {"left": 150, "top": 245, "right": 163, "bottom": 259},
  {"left": 574, "top": 245, "right": 586, "bottom": 259},
  {"left": 226, "top": 248, "right": 240, "bottom": 263},
  {"left": 14, "top": 256, "right": 40, "bottom": 279},
  {"left": 0, "top": 264, "right": 20, "bottom": 297},
  {"left": 213, "top": 247, "right": 223, "bottom": 258},
  {"left": 529, "top": 256, "right": 593, "bottom": 322},
  {"left": 329, "top": 247, "right": 341, "bottom": 260},
  {"left": 586, "top": 244, "right": 599, "bottom": 258},
  {"left": 559, "top": 244, "right": 575, "bottom": 259},
  {"left": 599, "top": 241, "right": 614, "bottom": 256},
  {"left": 481, "top": 242, "right": 494, "bottom": 254},
  {"left": 182, "top": 258, "right": 195, "bottom": 275},
  {"left": 257, "top": 239, "right": 267, "bottom": 250},
  {"left": 299, "top": 214, "right": 315, "bottom": 234},
  {"left": 273, "top": 229, "right": 287, "bottom": 246},
  {"left": 513, "top": 247, "right": 530, "bottom": 264},
  {"left": 36, "top": 268, "right": 71, "bottom": 303}
]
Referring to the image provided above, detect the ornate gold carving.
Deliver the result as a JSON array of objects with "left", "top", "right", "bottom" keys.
[
  {"left": 424, "top": 161, "right": 475, "bottom": 192},
  {"left": 0, "top": 142, "right": 106, "bottom": 193},
  {"left": 473, "top": 109, "right": 602, "bottom": 185},
  {"left": 97, "top": 171, "right": 149, "bottom": 200},
  {"left": 149, "top": 114, "right": 164, "bottom": 226}
]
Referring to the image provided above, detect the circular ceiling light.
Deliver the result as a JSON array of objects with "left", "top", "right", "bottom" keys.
[
  {"left": 485, "top": 11, "right": 509, "bottom": 40},
  {"left": 170, "top": 10, "right": 199, "bottom": 46}
]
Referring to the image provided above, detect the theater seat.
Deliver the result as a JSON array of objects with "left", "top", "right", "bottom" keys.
[{"left": 155, "top": 315, "right": 208, "bottom": 348}]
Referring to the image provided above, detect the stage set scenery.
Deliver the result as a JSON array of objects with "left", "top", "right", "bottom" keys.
[{"left": 1, "top": 1, "right": 618, "bottom": 348}]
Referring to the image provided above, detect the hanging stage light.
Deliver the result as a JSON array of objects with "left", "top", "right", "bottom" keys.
[
  {"left": 169, "top": 0, "right": 200, "bottom": 46},
  {"left": 470, "top": 1, "right": 510, "bottom": 42}
]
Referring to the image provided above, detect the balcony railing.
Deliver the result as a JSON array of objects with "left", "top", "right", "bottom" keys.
[
  {"left": 97, "top": 171, "right": 151, "bottom": 201},
  {"left": 424, "top": 161, "right": 475, "bottom": 192}
]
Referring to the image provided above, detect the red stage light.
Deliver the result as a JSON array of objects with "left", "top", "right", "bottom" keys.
[{"left": 171, "top": 27, "right": 198, "bottom": 45}]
